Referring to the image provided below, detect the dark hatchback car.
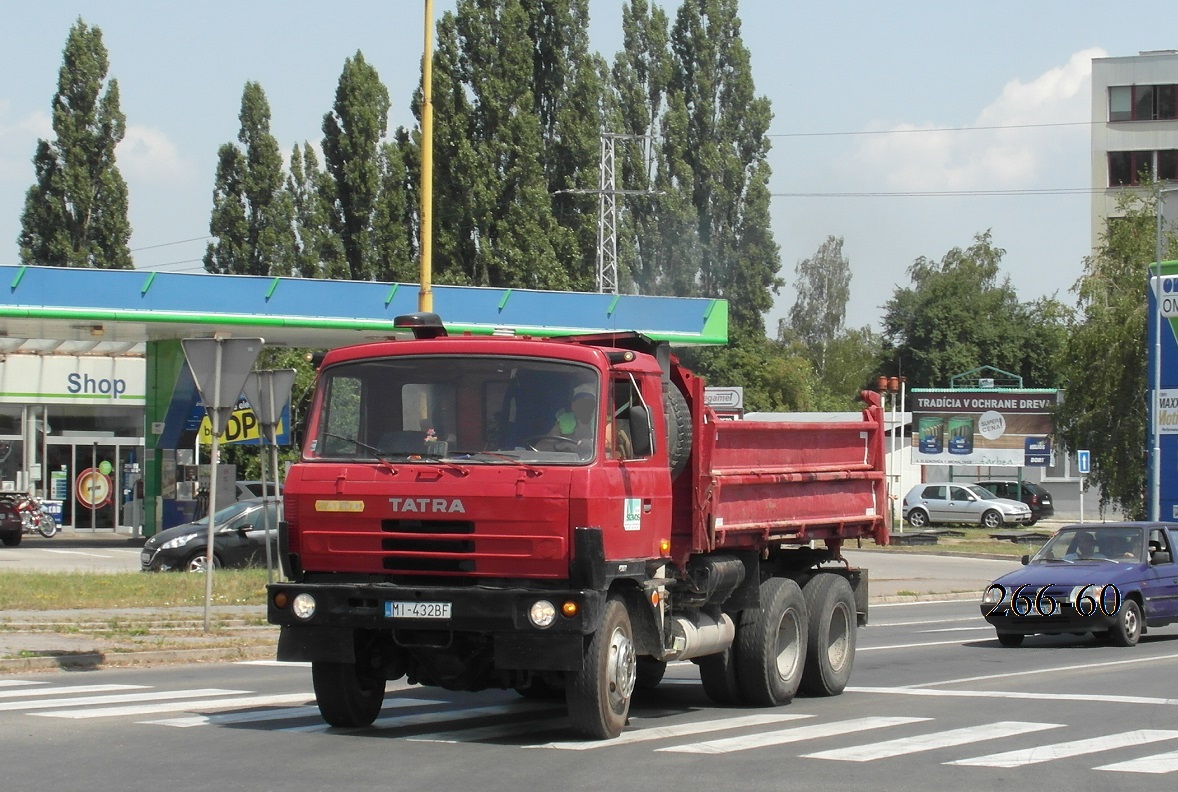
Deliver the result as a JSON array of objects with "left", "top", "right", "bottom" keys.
[
  {"left": 975, "top": 479, "right": 1054, "bottom": 525},
  {"left": 980, "top": 522, "right": 1178, "bottom": 647},
  {"left": 140, "top": 498, "right": 281, "bottom": 572}
]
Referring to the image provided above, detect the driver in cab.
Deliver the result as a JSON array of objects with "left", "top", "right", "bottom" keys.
[{"left": 544, "top": 384, "right": 596, "bottom": 456}]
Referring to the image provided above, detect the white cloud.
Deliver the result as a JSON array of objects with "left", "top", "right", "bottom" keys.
[
  {"left": 117, "top": 125, "right": 197, "bottom": 185},
  {"left": 852, "top": 47, "right": 1107, "bottom": 192},
  {"left": 0, "top": 106, "right": 51, "bottom": 182}
]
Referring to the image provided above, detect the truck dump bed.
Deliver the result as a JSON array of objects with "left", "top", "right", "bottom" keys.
[{"left": 684, "top": 390, "right": 890, "bottom": 554}]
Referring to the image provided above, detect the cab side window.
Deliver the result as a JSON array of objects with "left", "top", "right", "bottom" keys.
[{"left": 609, "top": 378, "right": 646, "bottom": 460}]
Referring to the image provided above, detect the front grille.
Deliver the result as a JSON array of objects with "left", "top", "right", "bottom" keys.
[{"left": 381, "top": 518, "right": 476, "bottom": 574}]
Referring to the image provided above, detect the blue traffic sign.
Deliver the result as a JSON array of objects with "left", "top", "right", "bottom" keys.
[{"left": 1077, "top": 449, "right": 1091, "bottom": 475}]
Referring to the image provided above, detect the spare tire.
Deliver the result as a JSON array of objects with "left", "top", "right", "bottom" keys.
[{"left": 663, "top": 383, "right": 692, "bottom": 479}]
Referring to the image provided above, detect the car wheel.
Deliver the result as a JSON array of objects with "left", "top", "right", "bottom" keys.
[
  {"left": 1025, "top": 518, "right": 1038, "bottom": 527},
  {"left": 0, "top": 531, "right": 21, "bottom": 547},
  {"left": 1109, "top": 599, "right": 1142, "bottom": 647},
  {"left": 981, "top": 510, "right": 1003, "bottom": 530},
  {"left": 184, "top": 550, "right": 222, "bottom": 572},
  {"left": 906, "top": 509, "right": 929, "bottom": 529},
  {"left": 997, "top": 632, "right": 1024, "bottom": 647}
]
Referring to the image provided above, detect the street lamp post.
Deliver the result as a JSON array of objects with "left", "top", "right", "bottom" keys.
[{"left": 1153, "top": 186, "right": 1178, "bottom": 521}]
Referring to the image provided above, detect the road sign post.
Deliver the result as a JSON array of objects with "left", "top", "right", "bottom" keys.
[
  {"left": 1077, "top": 450, "right": 1090, "bottom": 524},
  {"left": 243, "top": 369, "right": 297, "bottom": 584},
  {"left": 182, "top": 337, "right": 264, "bottom": 631}
]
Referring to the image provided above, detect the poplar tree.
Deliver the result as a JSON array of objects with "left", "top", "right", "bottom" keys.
[
  {"left": 789, "top": 236, "right": 851, "bottom": 378},
  {"left": 18, "top": 18, "right": 131, "bottom": 269},
  {"left": 288, "top": 142, "right": 344, "bottom": 278},
  {"left": 204, "top": 82, "right": 295, "bottom": 276},
  {"left": 427, "top": 0, "right": 570, "bottom": 289},
  {"left": 322, "top": 52, "right": 391, "bottom": 281}
]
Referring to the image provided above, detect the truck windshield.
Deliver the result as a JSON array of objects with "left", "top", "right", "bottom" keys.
[{"left": 307, "top": 355, "right": 599, "bottom": 465}]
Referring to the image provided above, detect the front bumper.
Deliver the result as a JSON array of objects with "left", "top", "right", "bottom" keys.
[
  {"left": 981, "top": 603, "right": 1118, "bottom": 635},
  {"left": 268, "top": 580, "right": 606, "bottom": 635}
]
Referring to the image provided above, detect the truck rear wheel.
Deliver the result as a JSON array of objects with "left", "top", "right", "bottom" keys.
[
  {"left": 736, "top": 578, "right": 807, "bottom": 706},
  {"left": 696, "top": 647, "right": 743, "bottom": 705},
  {"left": 635, "top": 656, "right": 667, "bottom": 690},
  {"left": 311, "top": 659, "right": 386, "bottom": 728},
  {"left": 567, "top": 598, "right": 635, "bottom": 739},
  {"left": 800, "top": 574, "right": 856, "bottom": 696}
]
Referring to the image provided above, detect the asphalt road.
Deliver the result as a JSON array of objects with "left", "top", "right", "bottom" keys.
[{"left": 2, "top": 598, "right": 1176, "bottom": 792}]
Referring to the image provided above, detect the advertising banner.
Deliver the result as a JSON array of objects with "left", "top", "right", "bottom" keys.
[
  {"left": 910, "top": 388, "right": 1059, "bottom": 466},
  {"left": 1148, "top": 261, "right": 1178, "bottom": 519}
]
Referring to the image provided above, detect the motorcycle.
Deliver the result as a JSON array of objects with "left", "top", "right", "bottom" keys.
[{"left": 1, "top": 494, "right": 58, "bottom": 538}]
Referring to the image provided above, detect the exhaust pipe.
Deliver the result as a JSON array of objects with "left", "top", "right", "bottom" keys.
[{"left": 665, "top": 612, "right": 736, "bottom": 661}]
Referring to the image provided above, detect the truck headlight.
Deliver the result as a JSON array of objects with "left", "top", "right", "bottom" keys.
[
  {"left": 292, "top": 593, "right": 317, "bottom": 620},
  {"left": 528, "top": 600, "right": 557, "bottom": 629}
]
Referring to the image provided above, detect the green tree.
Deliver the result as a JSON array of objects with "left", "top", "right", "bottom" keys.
[
  {"left": 18, "top": 18, "right": 131, "bottom": 269},
  {"left": 322, "top": 52, "right": 391, "bottom": 281},
  {"left": 1056, "top": 190, "right": 1178, "bottom": 518},
  {"left": 427, "top": 0, "right": 570, "bottom": 289},
  {"left": 881, "top": 231, "right": 1068, "bottom": 389},
  {"left": 787, "top": 235, "right": 851, "bottom": 379},
  {"left": 287, "top": 142, "right": 344, "bottom": 278},
  {"left": 205, "top": 82, "right": 295, "bottom": 276},
  {"left": 667, "top": 0, "right": 781, "bottom": 338}
]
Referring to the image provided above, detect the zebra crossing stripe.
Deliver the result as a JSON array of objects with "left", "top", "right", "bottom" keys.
[
  {"left": 0, "top": 680, "right": 49, "bottom": 688},
  {"left": 804, "top": 720, "right": 1064, "bottom": 762},
  {"left": 1096, "top": 749, "right": 1178, "bottom": 774},
  {"left": 141, "top": 696, "right": 448, "bottom": 728},
  {"left": 0, "top": 684, "right": 144, "bottom": 700},
  {"left": 0, "top": 688, "right": 247, "bottom": 713},
  {"left": 950, "top": 729, "right": 1178, "bottom": 767},
  {"left": 536, "top": 713, "right": 813, "bottom": 751},
  {"left": 659, "top": 716, "right": 931, "bottom": 754},
  {"left": 278, "top": 702, "right": 560, "bottom": 733}
]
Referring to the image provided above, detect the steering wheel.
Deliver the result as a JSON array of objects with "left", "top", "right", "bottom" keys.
[{"left": 523, "top": 434, "right": 580, "bottom": 451}]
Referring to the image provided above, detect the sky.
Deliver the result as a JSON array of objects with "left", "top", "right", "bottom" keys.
[{"left": 2, "top": 1, "right": 1176, "bottom": 336}]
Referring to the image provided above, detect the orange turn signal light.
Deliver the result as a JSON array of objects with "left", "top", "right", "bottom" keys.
[
  {"left": 561, "top": 601, "right": 579, "bottom": 618},
  {"left": 273, "top": 592, "right": 289, "bottom": 609},
  {"left": 658, "top": 538, "right": 671, "bottom": 555}
]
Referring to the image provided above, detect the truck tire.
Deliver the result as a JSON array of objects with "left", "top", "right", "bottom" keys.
[
  {"left": 799, "top": 574, "right": 856, "bottom": 696},
  {"left": 566, "top": 598, "right": 636, "bottom": 739},
  {"left": 736, "top": 577, "right": 808, "bottom": 707},
  {"left": 664, "top": 383, "right": 692, "bottom": 479},
  {"left": 311, "top": 658, "right": 387, "bottom": 728},
  {"left": 696, "top": 647, "right": 743, "bottom": 705},
  {"left": 635, "top": 656, "right": 667, "bottom": 690}
]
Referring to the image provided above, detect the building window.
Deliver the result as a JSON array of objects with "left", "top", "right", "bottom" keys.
[
  {"left": 1109, "top": 84, "right": 1178, "bottom": 121},
  {"left": 1160, "top": 150, "right": 1178, "bottom": 182},
  {"left": 1109, "top": 86, "right": 1132, "bottom": 121},
  {"left": 1109, "top": 151, "right": 1154, "bottom": 185}
]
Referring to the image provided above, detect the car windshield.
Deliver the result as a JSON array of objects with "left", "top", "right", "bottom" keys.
[
  {"left": 962, "top": 484, "right": 995, "bottom": 500},
  {"left": 1032, "top": 526, "right": 1144, "bottom": 564},
  {"left": 307, "top": 355, "right": 599, "bottom": 465}
]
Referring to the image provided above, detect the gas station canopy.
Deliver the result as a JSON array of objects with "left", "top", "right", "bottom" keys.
[{"left": 0, "top": 265, "right": 728, "bottom": 352}]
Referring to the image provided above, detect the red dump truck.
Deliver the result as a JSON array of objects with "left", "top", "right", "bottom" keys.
[{"left": 267, "top": 313, "right": 890, "bottom": 739}]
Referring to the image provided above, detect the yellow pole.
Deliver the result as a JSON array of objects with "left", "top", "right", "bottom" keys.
[{"left": 419, "top": 0, "right": 435, "bottom": 313}]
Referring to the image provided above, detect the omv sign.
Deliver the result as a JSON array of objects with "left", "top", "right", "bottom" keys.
[{"left": 1158, "top": 276, "right": 1178, "bottom": 318}]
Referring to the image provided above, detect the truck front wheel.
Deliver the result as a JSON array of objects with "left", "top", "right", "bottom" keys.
[
  {"left": 800, "top": 574, "right": 856, "bottom": 696},
  {"left": 312, "top": 659, "right": 386, "bottom": 728},
  {"left": 737, "top": 578, "right": 808, "bottom": 707},
  {"left": 567, "top": 598, "right": 636, "bottom": 739}
]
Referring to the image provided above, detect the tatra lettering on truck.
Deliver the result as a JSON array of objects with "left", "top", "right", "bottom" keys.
[{"left": 267, "top": 312, "right": 890, "bottom": 740}]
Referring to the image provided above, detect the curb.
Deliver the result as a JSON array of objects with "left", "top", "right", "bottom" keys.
[{"left": 0, "top": 642, "right": 277, "bottom": 673}]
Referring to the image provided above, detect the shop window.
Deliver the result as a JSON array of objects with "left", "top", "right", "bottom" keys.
[{"left": 1159, "top": 150, "right": 1178, "bottom": 182}]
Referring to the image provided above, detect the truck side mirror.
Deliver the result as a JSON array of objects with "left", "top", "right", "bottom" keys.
[{"left": 628, "top": 406, "right": 654, "bottom": 457}]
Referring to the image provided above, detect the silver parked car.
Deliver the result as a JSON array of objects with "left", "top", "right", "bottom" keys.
[{"left": 903, "top": 483, "right": 1032, "bottom": 529}]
